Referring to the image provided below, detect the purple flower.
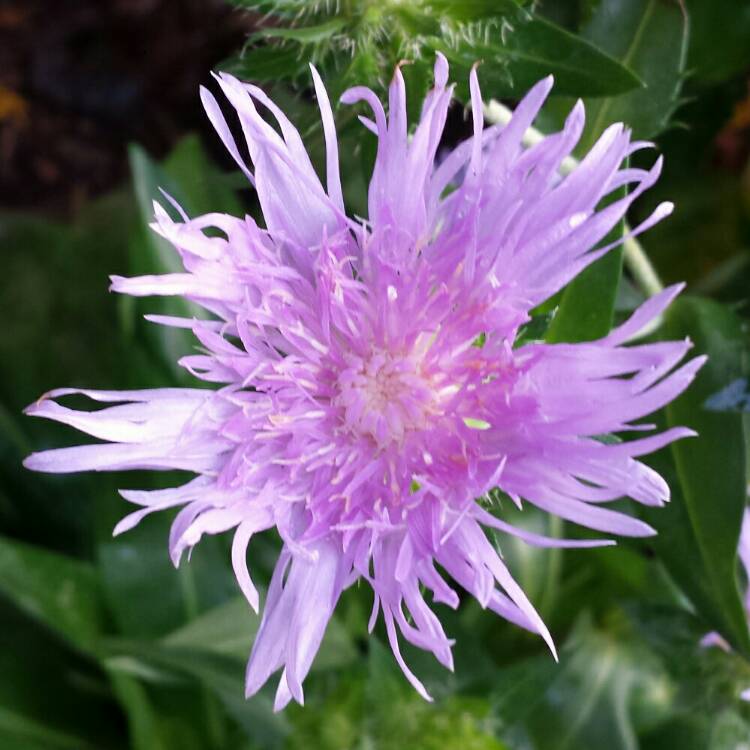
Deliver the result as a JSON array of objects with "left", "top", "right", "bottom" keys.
[
  {"left": 740, "top": 509, "right": 750, "bottom": 614},
  {"left": 701, "top": 508, "right": 750, "bottom": 700},
  {"left": 25, "top": 56, "right": 702, "bottom": 709}
]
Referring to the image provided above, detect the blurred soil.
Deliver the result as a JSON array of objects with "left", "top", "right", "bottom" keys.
[{"left": 0, "top": 0, "right": 254, "bottom": 215}]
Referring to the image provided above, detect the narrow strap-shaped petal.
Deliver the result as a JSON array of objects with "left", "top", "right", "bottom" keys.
[
  {"left": 473, "top": 506, "right": 615, "bottom": 548},
  {"left": 200, "top": 86, "right": 255, "bottom": 185},
  {"left": 310, "top": 64, "right": 344, "bottom": 210}
]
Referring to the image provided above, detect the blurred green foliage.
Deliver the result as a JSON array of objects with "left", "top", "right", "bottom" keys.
[{"left": 2, "top": 0, "right": 750, "bottom": 748}]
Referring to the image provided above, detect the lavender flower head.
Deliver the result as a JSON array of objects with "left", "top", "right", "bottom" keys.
[
  {"left": 740, "top": 509, "right": 750, "bottom": 701},
  {"left": 25, "top": 56, "right": 703, "bottom": 709},
  {"left": 701, "top": 508, "right": 750, "bottom": 701}
]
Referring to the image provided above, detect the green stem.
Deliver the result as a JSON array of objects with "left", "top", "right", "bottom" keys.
[{"left": 538, "top": 514, "right": 563, "bottom": 619}]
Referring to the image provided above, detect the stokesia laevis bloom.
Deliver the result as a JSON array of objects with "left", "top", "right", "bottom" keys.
[
  {"left": 25, "top": 55, "right": 704, "bottom": 709},
  {"left": 700, "top": 507, "right": 750, "bottom": 701}
]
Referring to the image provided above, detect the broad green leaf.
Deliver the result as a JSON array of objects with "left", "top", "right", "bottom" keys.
[
  {"left": 98, "top": 514, "right": 236, "bottom": 639},
  {"left": 545, "top": 180, "right": 627, "bottom": 344},
  {"left": 222, "top": 45, "right": 308, "bottom": 82},
  {"left": 0, "top": 707, "right": 101, "bottom": 750},
  {"left": 685, "top": 0, "right": 750, "bottom": 83},
  {"left": 642, "top": 297, "right": 750, "bottom": 657},
  {"left": 105, "top": 592, "right": 358, "bottom": 746},
  {"left": 544, "top": 242, "right": 624, "bottom": 343},
  {"left": 575, "top": 0, "right": 690, "bottom": 152},
  {"left": 0, "top": 535, "right": 104, "bottom": 650},
  {"left": 107, "top": 670, "right": 236, "bottom": 750},
  {"left": 0, "top": 195, "right": 134, "bottom": 407},
  {"left": 505, "top": 16, "right": 643, "bottom": 97},
  {"left": 163, "top": 594, "right": 358, "bottom": 671},
  {"left": 635, "top": 171, "right": 746, "bottom": 292},
  {"left": 163, "top": 135, "right": 244, "bottom": 218},
  {"left": 104, "top": 638, "right": 290, "bottom": 749},
  {"left": 127, "top": 136, "right": 245, "bottom": 382},
  {"left": 163, "top": 596, "right": 259, "bottom": 657},
  {"left": 107, "top": 673, "right": 171, "bottom": 750},
  {"left": 0, "top": 601, "right": 124, "bottom": 750},
  {"left": 495, "top": 614, "right": 673, "bottom": 750},
  {"left": 127, "top": 145, "right": 198, "bottom": 380},
  {"left": 434, "top": 16, "right": 642, "bottom": 101},
  {"left": 129, "top": 144, "right": 188, "bottom": 279}
]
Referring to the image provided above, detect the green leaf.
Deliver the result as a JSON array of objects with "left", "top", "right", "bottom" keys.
[
  {"left": 163, "top": 593, "right": 358, "bottom": 671},
  {"left": 435, "top": 16, "right": 642, "bottom": 101},
  {"left": 505, "top": 17, "right": 643, "bottom": 97},
  {"left": 163, "top": 596, "right": 259, "bottom": 658},
  {"left": 642, "top": 296, "right": 750, "bottom": 657},
  {"left": 0, "top": 707, "right": 102, "bottom": 750},
  {"left": 0, "top": 600, "right": 124, "bottom": 750},
  {"left": 0, "top": 535, "right": 104, "bottom": 651},
  {"left": 0, "top": 194, "right": 135, "bottom": 409},
  {"left": 575, "top": 0, "right": 690, "bottom": 151},
  {"left": 127, "top": 145, "right": 198, "bottom": 380},
  {"left": 128, "top": 135, "right": 242, "bottom": 368},
  {"left": 545, "top": 163, "right": 631, "bottom": 345},
  {"left": 127, "top": 136, "right": 245, "bottom": 383},
  {"left": 129, "top": 144, "right": 188, "bottom": 280},
  {"left": 495, "top": 614, "right": 673, "bottom": 750},
  {"left": 545, "top": 244, "right": 624, "bottom": 343},
  {"left": 223, "top": 45, "right": 308, "bottom": 82},
  {"left": 685, "top": 0, "right": 750, "bottom": 83},
  {"left": 98, "top": 514, "right": 236, "bottom": 639},
  {"left": 107, "top": 673, "right": 171, "bottom": 750},
  {"left": 104, "top": 638, "right": 290, "bottom": 749},
  {"left": 515, "top": 310, "right": 556, "bottom": 345},
  {"left": 163, "top": 135, "right": 243, "bottom": 218},
  {"left": 104, "top": 590, "right": 358, "bottom": 745}
]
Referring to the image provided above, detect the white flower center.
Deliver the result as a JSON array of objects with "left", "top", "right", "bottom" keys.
[{"left": 335, "top": 348, "right": 437, "bottom": 446}]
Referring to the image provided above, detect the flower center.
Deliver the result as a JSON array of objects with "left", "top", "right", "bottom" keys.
[{"left": 334, "top": 348, "right": 437, "bottom": 446}]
